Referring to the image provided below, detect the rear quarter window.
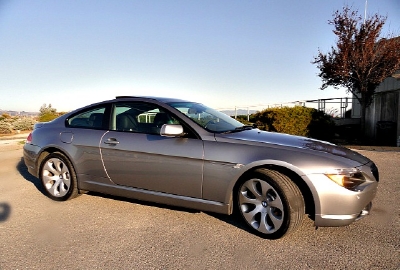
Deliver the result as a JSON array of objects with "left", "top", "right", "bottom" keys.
[{"left": 67, "top": 107, "right": 106, "bottom": 129}]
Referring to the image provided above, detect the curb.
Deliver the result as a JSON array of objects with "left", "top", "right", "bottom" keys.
[
  {"left": 343, "top": 145, "right": 400, "bottom": 152},
  {"left": 0, "top": 133, "right": 30, "bottom": 141}
]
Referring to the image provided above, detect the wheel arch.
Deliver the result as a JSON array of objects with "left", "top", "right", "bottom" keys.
[
  {"left": 231, "top": 164, "right": 315, "bottom": 220},
  {"left": 36, "top": 146, "right": 76, "bottom": 177}
]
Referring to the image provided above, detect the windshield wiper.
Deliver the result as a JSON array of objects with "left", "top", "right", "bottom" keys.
[{"left": 223, "top": 125, "right": 254, "bottom": 134}]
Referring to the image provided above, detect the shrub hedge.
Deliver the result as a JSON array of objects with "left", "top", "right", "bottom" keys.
[
  {"left": 250, "top": 106, "right": 335, "bottom": 141},
  {"left": 0, "top": 115, "right": 37, "bottom": 134}
]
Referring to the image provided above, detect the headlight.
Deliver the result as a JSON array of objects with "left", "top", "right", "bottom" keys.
[{"left": 325, "top": 168, "right": 366, "bottom": 190}]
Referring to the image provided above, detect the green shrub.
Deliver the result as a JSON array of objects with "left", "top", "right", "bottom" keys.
[
  {"left": 0, "top": 120, "right": 13, "bottom": 134},
  {"left": 234, "top": 115, "right": 253, "bottom": 126},
  {"left": 0, "top": 116, "right": 37, "bottom": 134},
  {"left": 12, "top": 117, "right": 37, "bottom": 131},
  {"left": 38, "top": 112, "right": 59, "bottom": 122},
  {"left": 0, "top": 113, "right": 12, "bottom": 121},
  {"left": 307, "top": 110, "right": 336, "bottom": 140},
  {"left": 252, "top": 106, "right": 335, "bottom": 141},
  {"left": 38, "top": 104, "right": 59, "bottom": 122}
]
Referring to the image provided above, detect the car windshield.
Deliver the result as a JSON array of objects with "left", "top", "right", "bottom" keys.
[{"left": 168, "top": 102, "right": 249, "bottom": 133}]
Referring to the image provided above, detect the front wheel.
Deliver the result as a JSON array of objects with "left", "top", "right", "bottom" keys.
[
  {"left": 39, "top": 152, "right": 79, "bottom": 201},
  {"left": 236, "top": 169, "right": 304, "bottom": 239}
]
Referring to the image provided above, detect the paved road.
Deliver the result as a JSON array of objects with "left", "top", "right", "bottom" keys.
[{"left": 0, "top": 145, "right": 399, "bottom": 269}]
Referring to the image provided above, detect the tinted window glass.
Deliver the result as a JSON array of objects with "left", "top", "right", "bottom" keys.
[
  {"left": 68, "top": 107, "right": 106, "bottom": 129},
  {"left": 168, "top": 102, "right": 243, "bottom": 132},
  {"left": 112, "top": 102, "right": 179, "bottom": 135}
]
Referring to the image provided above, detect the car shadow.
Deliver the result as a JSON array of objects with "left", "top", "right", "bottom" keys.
[
  {"left": 87, "top": 191, "right": 201, "bottom": 214},
  {"left": 0, "top": 202, "right": 11, "bottom": 222},
  {"left": 17, "top": 158, "right": 46, "bottom": 195},
  {"left": 17, "top": 158, "right": 249, "bottom": 235},
  {"left": 205, "top": 211, "right": 249, "bottom": 232},
  {"left": 86, "top": 191, "right": 249, "bottom": 234}
]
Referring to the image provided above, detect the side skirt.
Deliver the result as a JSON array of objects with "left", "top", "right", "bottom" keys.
[{"left": 79, "top": 179, "right": 231, "bottom": 215}]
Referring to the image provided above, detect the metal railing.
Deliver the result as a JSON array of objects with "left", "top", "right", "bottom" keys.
[{"left": 224, "top": 97, "right": 358, "bottom": 119}]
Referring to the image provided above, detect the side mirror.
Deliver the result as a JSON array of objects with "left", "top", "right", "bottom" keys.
[{"left": 160, "top": 124, "right": 184, "bottom": 137}]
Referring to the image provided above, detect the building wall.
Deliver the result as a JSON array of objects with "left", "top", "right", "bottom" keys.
[
  {"left": 366, "top": 75, "right": 400, "bottom": 145},
  {"left": 351, "top": 73, "right": 400, "bottom": 145}
]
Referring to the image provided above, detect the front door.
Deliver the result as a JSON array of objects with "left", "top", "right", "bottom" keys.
[{"left": 100, "top": 101, "right": 204, "bottom": 198}]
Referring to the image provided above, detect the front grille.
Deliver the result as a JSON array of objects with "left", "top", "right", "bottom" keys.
[{"left": 371, "top": 163, "right": 379, "bottom": 182}]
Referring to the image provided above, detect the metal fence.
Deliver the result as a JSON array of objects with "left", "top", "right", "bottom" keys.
[{"left": 225, "top": 97, "right": 358, "bottom": 119}]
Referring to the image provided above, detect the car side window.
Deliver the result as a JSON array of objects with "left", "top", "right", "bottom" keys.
[
  {"left": 111, "top": 102, "right": 180, "bottom": 135},
  {"left": 67, "top": 107, "right": 107, "bottom": 129}
]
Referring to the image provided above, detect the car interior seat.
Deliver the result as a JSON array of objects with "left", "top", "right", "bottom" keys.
[
  {"left": 116, "top": 114, "right": 137, "bottom": 131},
  {"left": 89, "top": 113, "right": 104, "bottom": 128},
  {"left": 153, "top": 113, "right": 171, "bottom": 127}
]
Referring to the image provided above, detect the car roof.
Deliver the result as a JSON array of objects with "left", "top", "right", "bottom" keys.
[
  {"left": 114, "top": 96, "right": 192, "bottom": 104},
  {"left": 65, "top": 96, "right": 197, "bottom": 116}
]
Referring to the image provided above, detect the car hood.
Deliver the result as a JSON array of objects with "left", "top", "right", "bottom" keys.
[{"left": 216, "top": 129, "right": 370, "bottom": 165}]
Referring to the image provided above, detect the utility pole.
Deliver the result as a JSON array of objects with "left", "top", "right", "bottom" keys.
[{"left": 364, "top": 0, "right": 368, "bottom": 24}]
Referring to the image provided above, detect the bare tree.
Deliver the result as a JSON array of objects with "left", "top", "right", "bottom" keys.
[{"left": 313, "top": 6, "right": 400, "bottom": 136}]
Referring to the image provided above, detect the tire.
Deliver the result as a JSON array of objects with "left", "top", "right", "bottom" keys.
[
  {"left": 236, "top": 168, "right": 304, "bottom": 239},
  {"left": 39, "top": 152, "right": 79, "bottom": 201}
]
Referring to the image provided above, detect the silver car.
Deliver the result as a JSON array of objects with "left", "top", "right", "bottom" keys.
[{"left": 23, "top": 96, "right": 379, "bottom": 239}]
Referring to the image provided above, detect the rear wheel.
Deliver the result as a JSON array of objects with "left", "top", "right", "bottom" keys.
[
  {"left": 236, "top": 169, "right": 304, "bottom": 239},
  {"left": 39, "top": 152, "right": 79, "bottom": 201}
]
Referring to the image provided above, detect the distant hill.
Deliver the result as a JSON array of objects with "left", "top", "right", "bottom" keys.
[{"left": 0, "top": 110, "right": 38, "bottom": 117}]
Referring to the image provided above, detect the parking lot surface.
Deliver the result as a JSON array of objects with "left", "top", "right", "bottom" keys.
[{"left": 0, "top": 144, "right": 399, "bottom": 269}]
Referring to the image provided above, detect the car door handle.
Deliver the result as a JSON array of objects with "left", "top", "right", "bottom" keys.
[{"left": 104, "top": 138, "right": 120, "bottom": 145}]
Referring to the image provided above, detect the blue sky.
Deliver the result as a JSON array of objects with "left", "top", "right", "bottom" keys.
[{"left": 0, "top": 0, "right": 399, "bottom": 112}]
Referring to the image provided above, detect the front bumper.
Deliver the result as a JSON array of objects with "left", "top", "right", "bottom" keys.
[
  {"left": 306, "top": 164, "right": 378, "bottom": 227},
  {"left": 315, "top": 201, "right": 374, "bottom": 227}
]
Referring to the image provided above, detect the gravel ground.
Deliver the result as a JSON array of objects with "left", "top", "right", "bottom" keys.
[{"left": 0, "top": 145, "right": 399, "bottom": 269}]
